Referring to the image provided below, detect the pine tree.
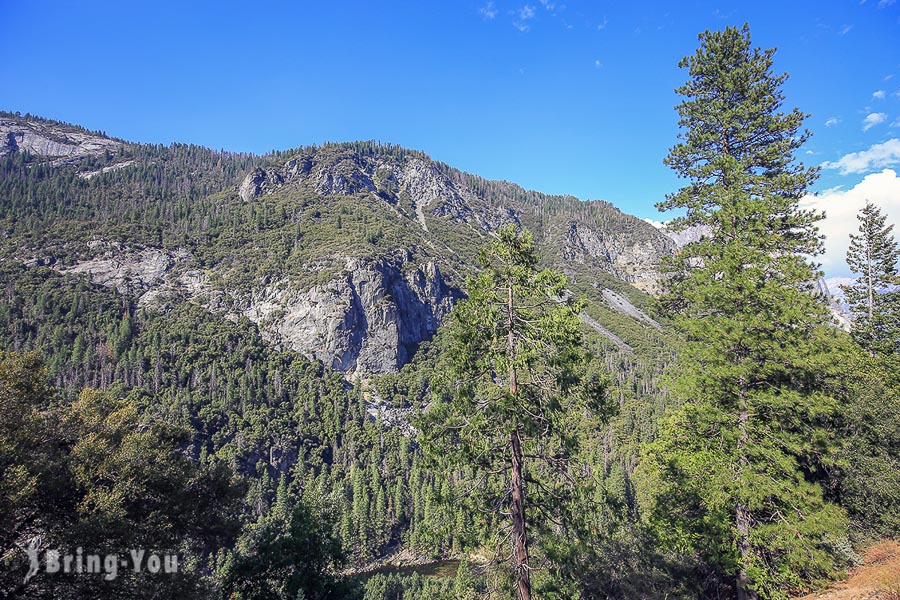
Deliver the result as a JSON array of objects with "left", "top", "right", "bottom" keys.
[
  {"left": 638, "top": 25, "right": 849, "bottom": 600},
  {"left": 422, "top": 225, "right": 608, "bottom": 600},
  {"left": 841, "top": 201, "right": 900, "bottom": 356}
]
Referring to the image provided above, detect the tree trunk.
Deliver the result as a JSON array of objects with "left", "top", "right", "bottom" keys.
[
  {"left": 736, "top": 395, "right": 757, "bottom": 600},
  {"left": 867, "top": 243, "right": 874, "bottom": 323},
  {"left": 736, "top": 502, "right": 755, "bottom": 600},
  {"left": 507, "top": 282, "right": 532, "bottom": 600},
  {"left": 510, "top": 428, "right": 532, "bottom": 600}
]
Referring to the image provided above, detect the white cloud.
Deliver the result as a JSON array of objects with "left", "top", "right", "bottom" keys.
[
  {"left": 512, "top": 4, "right": 535, "bottom": 31},
  {"left": 821, "top": 138, "right": 900, "bottom": 174},
  {"left": 873, "top": 90, "right": 887, "bottom": 100},
  {"left": 863, "top": 112, "right": 887, "bottom": 131},
  {"left": 878, "top": 0, "right": 896, "bottom": 7},
  {"left": 800, "top": 169, "right": 900, "bottom": 275},
  {"left": 642, "top": 218, "right": 667, "bottom": 229},
  {"left": 839, "top": 24, "right": 853, "bottom": 35},
  {"left": 594, "top": 59, "right": 603, "bottom": 69},
  {"left": 597, "top": 17, "right": 609, "bottom": 30},
  {"left": 479, "top": 1, "right": 497, "bottom": 19},
  {"left": 538, "top": 0, "right": 555, "bottom": 10},
  {"left": 825, "top": 117, "right": 840, "bottom": 127}
]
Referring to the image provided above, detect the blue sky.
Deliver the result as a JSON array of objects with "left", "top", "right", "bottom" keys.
[{"left": 2, "top": 0, "right": 899, "bottom": 275}]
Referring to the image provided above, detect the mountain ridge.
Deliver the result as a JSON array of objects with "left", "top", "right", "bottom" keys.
[{"left": 1, "top": 111, "right": 676, "bottom": 375}]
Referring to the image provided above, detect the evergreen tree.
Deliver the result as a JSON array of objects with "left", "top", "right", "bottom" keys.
[
  {"left": 422, "top": 225, "right": 608, "bottom": 600},
  {"left": 837, "top": 204, "right": 900, "bottom": 538},
  {"left": 0, "top": 352, "right": 244, "bottom": 598},
  {"left": 220, "top": 498, "right": 352, "bottom": 600},
  {"left": 840, "top": 201, "right": 900, "bottom": 356},
  {"left": 638, "top": 25, "right": 849, "bottom": 600},
  {"left": 833, "top": 344, "right": 900, "bottom": 539}
]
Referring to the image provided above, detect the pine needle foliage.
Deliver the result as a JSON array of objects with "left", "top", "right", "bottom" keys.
[{"left": 638, "top": 24, "right": 850, "bottom": 600}]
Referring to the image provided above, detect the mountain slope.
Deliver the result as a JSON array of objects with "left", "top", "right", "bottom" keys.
[
  {"left": 0, "top": 111, "right": 674, "bottom": 376},
  {"left": 0, "top": 111, "right": 683, "bottom": 583}
]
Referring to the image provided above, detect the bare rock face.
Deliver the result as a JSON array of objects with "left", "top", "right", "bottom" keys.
[
  {"left": 46, "top": 237, "right": 460, "bottom": 376},
  {"left": 580, "top": 312, "right": 633, "bottom": 353},
  {"left": 398, "top": 159, "right": 458, "bottom": 206},
  {"left": 0, "top": 118, "right": 121, "bottom": 164},
  {"left": 242, "top": 258, "right": 458, "bottom": 375},
  {"left": 562, "top": 223, "right": 674, "bottom": 293},
  {"left": 313, "top": 158, "right": 376, "bottom": 196},
  {"left": 399, "top": 158, "right": 465, "bottom": 229},
  {"left": 239, "top": 150, "right": 380, "bottom": 201},
  {"left": 78, "top": 160, "right": 135, "bottom": 180},
  {"left": 601, "top": 289, "right": 662, "bottom": 330},
  {"left": 55, "top": 244, "right": 194, "bottom": 306},
  {"left": 816, "top": 277, "right": 853, "bottom": 331},
  {"left": 239, "top": 167, "right": 285, "bottom": 201},
  {"left": 656, "top": 223, "right": 712, "bottom": 249},
  {"left": 239, "top": 168, "right": 266, "bottom": 202}
]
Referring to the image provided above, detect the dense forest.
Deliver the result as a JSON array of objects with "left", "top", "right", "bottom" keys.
[{"left": 1, "top": 24, "right": 898, "bottom": 600}]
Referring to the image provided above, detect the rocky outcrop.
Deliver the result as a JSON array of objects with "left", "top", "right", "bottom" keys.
[
  {"left": 234, "top": 151, "right": 517, "bottom": 232},
  {"left": 1, "top": 117, "right": 121, "bottom": 164},
  {"left": 657, "top": 223, "right": 712, "bottom": 249},
  {"left": 562, "top": 222, "right": 675, "bottom": 293},
  {"left": 78, "top": 160, "right": 135, "bottom": 179},
  {"left": 59, "top": 244, "right": 189, "bottom": 292},
  {"left": 46, "top": 239, "right": 459, "bottom": 376},
  {"left": 580, "top": 312, "right": 633, "bottom": 353},
  {"left": 239, "top": 151, "right": 379, "bottom": 201},
  {"left": 53, "top": 243, "right": 195, "bottom": 308},
  {"left": 239, "top": 168, "right": 268, "bottom": 202},
  {"left": 313, "top": 158, "right": 377, "bottom": 196},
  {"left": 241, "top": 257, "right": 459, "bottom": 375},
  {"left": 816, "top": 277, "right": 852, "bottom": 331}
]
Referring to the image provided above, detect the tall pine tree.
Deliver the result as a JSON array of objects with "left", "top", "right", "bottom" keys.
[
  {"left": 841, "top": 201, "right": 900, "bottom": 356},
  {"left": 637, "top": 24, "right": 849, "bottom": 600},
  {"left": 422, "top": 225, "right": 608, "bottom": 600}
]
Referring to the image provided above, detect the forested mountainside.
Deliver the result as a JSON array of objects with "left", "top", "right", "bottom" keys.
[
  {"left": 0, "top": 111, "right": 682, "bottom": 597},
  {"left": 0, "top": 111, "right": 675, "bottom": 376},
  {"left": 4, "top": 15, "right": 900, "bottom": 600},
  {"left": 3, "top": 97, "right": 895, "bottom": 600}
]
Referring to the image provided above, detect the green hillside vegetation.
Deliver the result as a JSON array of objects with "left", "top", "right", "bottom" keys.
[{"left": 0, "top": 23, "right": 898, "bottom": 600}]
